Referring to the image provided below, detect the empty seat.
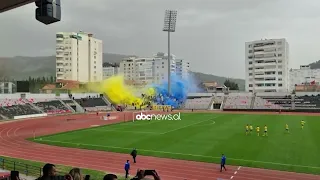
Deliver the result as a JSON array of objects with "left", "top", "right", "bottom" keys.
[
  {"left": 34, "top": 100, "right": 71, "bottom": 114},
  {"left": 223, "top": 96, "right": 252, "bottom": 109},
  {"left": 75, "top": 98, "right": 109, "bottom": 107},
  {"left": 0, "top": 104, "right": 41, "bottom": 119},
  {"left": 294, "top": 95, "right": 320, "bottom": 109},
  {"left": 253, "top": 97, "right": 283, "bottom": 109},
  {"left": 184, "top": 97, "right": 212, "bottom": 109}
]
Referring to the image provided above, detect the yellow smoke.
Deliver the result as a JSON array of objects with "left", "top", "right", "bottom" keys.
[{"left": 79, "top": 75, "right": 156, "bottom": 107}]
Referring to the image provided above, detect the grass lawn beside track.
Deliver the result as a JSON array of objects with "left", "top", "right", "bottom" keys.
[{"left": 31, "top": 113, "right": 320, "bottom": 175}]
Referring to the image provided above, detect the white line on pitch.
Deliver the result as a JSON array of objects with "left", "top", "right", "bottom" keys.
[
  {"left": 88, "top": 129, "right": 159, "bottom": 134},
  {"left": 33, "top": 139, "right": 320, "bottom": 169},
  {"left": 237, "top": 166, "right": 241, "bottom": 170},
  {"left": 230, "top": 176, "right": 233, "bottom": 179},
  {"left": 194, "top": 120, "right": 216, "bottom": 126},
  {"left": 234, "top": 171, "right": 237, "bottom": 174},
  {"left": 160, "top": 116, "right": 220, "bottom": 135}
]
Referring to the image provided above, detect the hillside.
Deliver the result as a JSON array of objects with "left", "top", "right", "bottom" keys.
[
  {"left": 309, "top": 60, "right": 320, "bottom": 69},
  {"left": 0, "top": 53, "right": 245, "bottom": 90},
  {"left": 191, "top": 72, "right": 245, "bottom": 91}
]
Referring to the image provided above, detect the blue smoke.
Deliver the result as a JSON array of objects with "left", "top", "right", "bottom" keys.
[{"left": 152, "top": 74, "right": 201, "bottom": 108}]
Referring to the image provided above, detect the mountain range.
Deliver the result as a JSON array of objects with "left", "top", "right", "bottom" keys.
[{"left": 6, "top": 54, "right": 320, "bottom": 91}]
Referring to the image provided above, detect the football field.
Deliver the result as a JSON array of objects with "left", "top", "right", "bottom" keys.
[{"left": 33, "top": 113, "right": 320, "bottom": 174}]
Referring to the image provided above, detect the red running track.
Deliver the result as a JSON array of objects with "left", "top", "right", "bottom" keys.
[{"left": 0, "top": 112, "right": 319, "bottom": 180}]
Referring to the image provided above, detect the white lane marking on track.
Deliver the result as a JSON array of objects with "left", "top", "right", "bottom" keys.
[
  {"left": 231, "top": 166, "right": 241, "bottom": 179},
  {"left": 33, "top": 139, "right": 320, "bottom": 170}
]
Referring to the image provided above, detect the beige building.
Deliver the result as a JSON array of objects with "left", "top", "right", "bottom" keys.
[
  {"left": 245, "top": 38, "right": 290, "bottom": 93},
  {"left": 119, "top": 53, "right": 190, "bottom": 85},
  {"left": 56, "top": 31, "right": 103, "bottom": 83}
]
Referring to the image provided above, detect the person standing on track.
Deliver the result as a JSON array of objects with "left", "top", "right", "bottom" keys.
[
  {"left": 131, "top": 148, "right": 137, "bottom": 163},
  {"left": 124, "top": 160, "right": 130, "bottom": 179},
  {"left": 220, "top": 154, "right": 227, "bottom": 172}
]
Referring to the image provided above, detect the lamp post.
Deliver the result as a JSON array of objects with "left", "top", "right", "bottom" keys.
[{"left": 163, "top": 10, "right": 177, "bottom": 95}]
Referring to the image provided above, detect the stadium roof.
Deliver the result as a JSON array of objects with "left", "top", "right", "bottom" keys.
[{"left": 0, "top": 0, "right": 35, "bottom": 13}]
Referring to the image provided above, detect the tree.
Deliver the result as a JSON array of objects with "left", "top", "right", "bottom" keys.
[
  {"left": 50, "top": 76, "right": 54, "bottom": 83},
  {"left": 224, "top": 79, "right": 239, "bottom": 90},
  {"left": 309, "top": 60, "right": 320, "bottom": 69},
  {"left": 0, "top": 60, "right": 9, "bottom": 82}
]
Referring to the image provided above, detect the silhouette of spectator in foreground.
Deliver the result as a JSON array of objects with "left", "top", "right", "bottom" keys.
[
  {"left": 36, "top": 163, "right": 57, "bottom": 180},
  {"left": 103, "top": 174, "right": 118, "bottom": 180},
  {"left": 69, "top": 168, "right": 82, "bottom": 180}
]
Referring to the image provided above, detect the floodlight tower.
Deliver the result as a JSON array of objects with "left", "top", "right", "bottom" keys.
[{"left": 163, "top": 10, "right": 177, "bottom": 95}]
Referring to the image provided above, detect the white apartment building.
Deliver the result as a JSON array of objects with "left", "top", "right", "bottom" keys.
[
  {"left": 289, "top": 65, "right": 320, "bottom": 92},
  {"left": 56, "top": 31, "right": 103, "bottom": 83},
  {"left": 103, "top": 66, "right": 119, "bottom": 79},
  {"left": 0, "top": 82, "right": 15, "bottom": 94},
  {"left": 245, "top": 38, "right": 289, "bottom": 92},
  {"left": 119, "top": 53, "right": 189, "bottom": 85},
  {"left": 175, "top": 59, "right": 190, "bottom": 79}
]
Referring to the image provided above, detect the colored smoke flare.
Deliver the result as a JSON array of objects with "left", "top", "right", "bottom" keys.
[{"left": 80, "top": 74, "right": 202, "bottom": 108}]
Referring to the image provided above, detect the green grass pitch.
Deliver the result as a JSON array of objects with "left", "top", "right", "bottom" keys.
[{"left": 32, "top": 113, "right": 320, "bottom": 174}]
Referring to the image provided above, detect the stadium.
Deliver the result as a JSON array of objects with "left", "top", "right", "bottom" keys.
[
  {"left": 0, "top": 85, "right": 320, "bottom": 180},
  {"left": 1, "top": 1, "right": 320, "bottom": 180}
]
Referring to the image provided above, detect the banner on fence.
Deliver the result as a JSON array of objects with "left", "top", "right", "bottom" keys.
[{"left": 152, "top": 105, "right": 172, "bottom": 110}]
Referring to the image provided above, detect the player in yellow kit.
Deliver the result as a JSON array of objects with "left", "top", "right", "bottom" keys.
[
  {"left": 301, "top": 120, "right": 305, "bottom": 129},
  {"left": 245, "top": 124, "right": 249, "bottom": 135},
  {"left": 256, "top": 126, "right": 260, "bottom": 136},
  {"left": 285, "top": 124, "right": 289, "bottom": 133},
  {"left": 249, "top": 124, "right": 253, "bottom": 134},
  {"left": 246, "top": 124, "right": 249, "bottom": 135},
  {"left": 263, "top": 125, "right": 268, "bottom": 136}
]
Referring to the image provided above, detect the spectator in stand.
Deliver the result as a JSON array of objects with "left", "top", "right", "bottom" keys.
[
  {"left": 103, "top": 174, "right": 118, "bottom": 180},
  {"left": 69, "top": 168, "right": 82, "bottom": 180},
  {"left": 36, "top": 163, "right": 57, "bottom": 180}
]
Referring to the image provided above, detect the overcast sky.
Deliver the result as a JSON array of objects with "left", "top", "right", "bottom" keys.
[{"left": 1, "top": 0, "right": 320, "bottom": 78}]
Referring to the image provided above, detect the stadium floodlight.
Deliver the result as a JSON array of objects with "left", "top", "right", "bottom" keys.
[{"left": 163, "top": 10, "right": 178, "bottom": 95}]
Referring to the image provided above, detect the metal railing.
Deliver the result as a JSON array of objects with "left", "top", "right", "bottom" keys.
[
  {"left": 0, "top": 158, "right": 66, "bottom": 178},
  {"left": 0, "top": 158, "right": 43, "bottom": 177}
]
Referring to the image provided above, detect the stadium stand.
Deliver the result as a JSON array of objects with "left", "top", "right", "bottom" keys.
[
  {"left": 1, "top": 92, "right": 320, "bottom": 120},
  {"left": 32, "top": 99, "right": 71, "bottom": 114},
  {"left": 0, "top": 99, "right": 41, "bottom": 119},
  {"left": 294, "top": 95, "right": 320, "bottom": 109},
  {"left": 74, "top": 97, "right": 112, "bottom": 112},
  {"left": 257, "top": 95, "right": 291, "bottom": 109},
  {"left": 253, "top": 96, "right": 283, "bottom": 109},
  {"left": 184, "top": 97, "right": 212, "bottom": 109},
  {"left": 223, "top": 94, "right": 252, "bottom": 109},
  {"left": 62, "top": 99, "right": 75, "bottom": 104}
]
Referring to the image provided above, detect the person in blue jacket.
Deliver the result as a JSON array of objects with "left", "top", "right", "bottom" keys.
[
  {"left": 220, "top": 154, "right": 227, "bottom": 172},
  {"left": 124, "top": 160, "right": 130, "bottom": 178}
]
